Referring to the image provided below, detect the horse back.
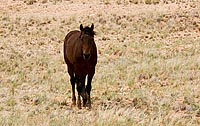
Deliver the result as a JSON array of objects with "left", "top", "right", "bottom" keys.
[
  {"left": 64, "top": 30, "right": 80, "bottom": 41},
  {"left": 64, "top": 30, "right": 81, "bottom": 65}
]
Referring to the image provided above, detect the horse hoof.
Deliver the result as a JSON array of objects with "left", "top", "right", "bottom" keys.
[
  {"left": 87, "top": 103, "right": 91, "bottom": 109},
  {"left": 88, "top": 105, "right": 92, "bottom": 109},
  {"left": 77, "top": 102, "right": 81, "bottom": 109},
  {"left": 77, "top": 105, "right": 81, "bottom": 109},
  {"left": 70, "top": 103, "right": 76, "bottom": 108}
]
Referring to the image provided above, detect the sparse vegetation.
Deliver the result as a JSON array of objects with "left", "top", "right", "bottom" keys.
[
  {"left": 0, "top": 0, "right": 200, "bottom": 125},
  {"left": 24, "top": 0, "right": 37, "bottom": 5}
]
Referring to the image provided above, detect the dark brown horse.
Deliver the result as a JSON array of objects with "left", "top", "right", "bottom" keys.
[{"left": 64, "top": 24, "right": 97, "bottom": 109}]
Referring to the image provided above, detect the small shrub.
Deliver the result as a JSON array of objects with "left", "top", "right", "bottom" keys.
[
  {"left": 102, "top": 0, "right": 110, "bottom": 5},
  {"left": 24, "top": 0, "right": 37, "bottom": 5},
  {"left": 145, "top": 0, "right": 152, "bottom": 4},
  {"left": 152, "top": 0, "right": 160, "bottom": 4},
  {"left": 6, "top": 98, "right": 17, "bottom": 107},
  {"left": 145, "top": 0, "right": 160, "bottom": 4},
  {"left": 129, "top": 0, "right": 139, "bottom": 4}
]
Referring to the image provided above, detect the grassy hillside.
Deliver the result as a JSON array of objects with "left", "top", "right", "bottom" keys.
[{"left": 0, "top": 0, "right": 200, "bottom": 125}]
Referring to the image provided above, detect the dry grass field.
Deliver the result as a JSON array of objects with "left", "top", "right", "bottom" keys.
[{"left": 0, "top": 0, "right": 200, "bottom": 125}]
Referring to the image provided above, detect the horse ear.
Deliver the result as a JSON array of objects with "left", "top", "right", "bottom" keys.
[
  {"left": 80, "top": 24, "right": 83, "bottom": 31},
  {"left": 91, "top": 23, "right": 94, "bottom": 30}
]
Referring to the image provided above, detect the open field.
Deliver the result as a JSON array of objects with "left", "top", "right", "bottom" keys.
[{"left": 0, "top": 0, "right": 200, "bottom": 125}]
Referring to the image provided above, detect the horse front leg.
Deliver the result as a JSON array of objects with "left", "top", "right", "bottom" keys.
[
  {"left": 81, "top": 80, "right": 87, "bottom": 108},
  {"left": 77, "top": 77, "right": 87, "bottom": 109},
  {"left": 76, "top": 76, "right": 87, "bottom": 109},
  {"left": 86, "top": 67, "right": 95, "bottom": 109},
  {"left": 76, "top": 79, "right": 82, "bottom": 109}
]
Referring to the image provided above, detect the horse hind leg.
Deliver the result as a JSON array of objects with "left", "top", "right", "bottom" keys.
[{"left": 70, "top": 76, "right": 76, "bottom": 107}]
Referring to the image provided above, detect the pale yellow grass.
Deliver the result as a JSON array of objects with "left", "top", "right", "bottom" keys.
[{"left": 0, "top": 0, "right": 200, "bottom": 126}]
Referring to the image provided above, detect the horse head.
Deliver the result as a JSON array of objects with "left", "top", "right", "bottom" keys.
[{"left": 80, "top": 24, "right": 95, "bottom": 60}]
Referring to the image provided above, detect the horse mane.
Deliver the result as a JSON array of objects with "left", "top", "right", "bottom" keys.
[{"left": 82, "top": 26, "right": 95, "bottom": 37}]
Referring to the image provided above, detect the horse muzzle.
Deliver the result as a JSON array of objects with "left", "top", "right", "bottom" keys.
[{"left": 83, "top": 53, "right": 91, "bottom": 60}]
